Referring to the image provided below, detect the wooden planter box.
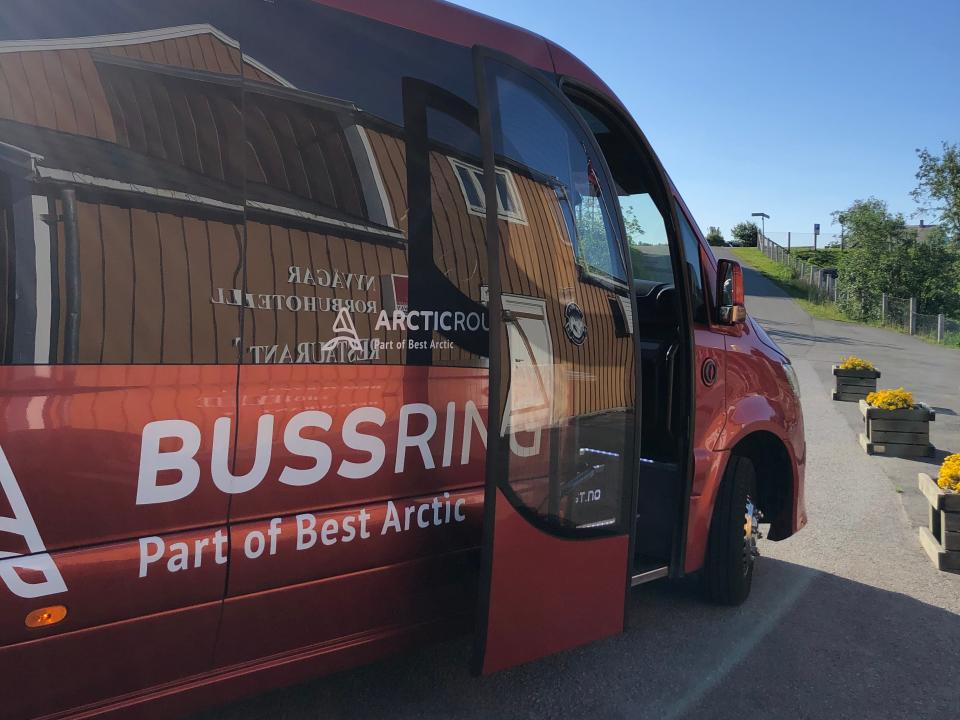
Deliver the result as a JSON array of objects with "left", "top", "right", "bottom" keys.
[
  {"left": 917, "top": 472, "right": 960, "bottom": 573},
  {"left": 832, "top": 365, "right": 880, "bottom": 402},
  {"left": 858, "top": 400, "right": 935, "bottom": 457}
]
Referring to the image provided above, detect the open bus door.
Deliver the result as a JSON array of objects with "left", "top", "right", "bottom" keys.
[{"left": 473, "top": 49, "right": 641, "bottom": 674}]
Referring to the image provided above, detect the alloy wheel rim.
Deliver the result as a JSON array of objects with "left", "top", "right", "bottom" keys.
[{"left": 743, "top": 496, "right": 760, "bottom": 575}]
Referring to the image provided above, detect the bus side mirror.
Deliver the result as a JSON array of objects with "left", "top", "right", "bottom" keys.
[{"left": 717, "top": 259, "right": 746, "bottom": 324}]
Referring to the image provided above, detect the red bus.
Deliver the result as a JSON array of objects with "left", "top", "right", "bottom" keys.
[{"left": 0, "top": 1, "right": 805, "bottom": 717}]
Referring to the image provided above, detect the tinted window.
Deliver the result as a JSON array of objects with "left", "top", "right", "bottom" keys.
[
  {"left": 567, "top": 95, "right": 674, "bottom": 285},
  {"left": 486, "top": 59, "right": 635, "bottom": 534},
  {"left": 234, "top": 4, "right": 489, "bottom": 369},
  {"left": 677, "top": 208, "right": 708, "bottom": 324},
  {"left": 495, "top": 72, "right": 627, "bottom": 286},
  {"left": 0, "top": 13, "right": 244, "bottom": 364}
]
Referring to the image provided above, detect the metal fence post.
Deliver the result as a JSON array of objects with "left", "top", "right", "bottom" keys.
[
  {"left": 881, "top": 293, "right": 887, "bottom": 325},
  {"left": 938, "top": 314, "right": 945, "bottom": 343},
  {"left": 909, "top": 297, "right": 917, "bottom": 335}
]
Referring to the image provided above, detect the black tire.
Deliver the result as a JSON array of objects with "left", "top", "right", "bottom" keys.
[{"left": 703, "top": 454, "right": 758, "bottom": 605}]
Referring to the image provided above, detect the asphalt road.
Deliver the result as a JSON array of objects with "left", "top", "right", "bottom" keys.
[{"left": 193, "top": 257, "right": 960, "bottom": 720}]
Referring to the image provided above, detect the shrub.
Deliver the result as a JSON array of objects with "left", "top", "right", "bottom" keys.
[
  {"left": 793, "top": 248, "right": 842, "bottom": 267},
  {"left": 730, "top": 221, "right": 760, "bottom": 247},
  {"left": 937, "top": 454, "right": 960, "bottom": 493},
  {"left": 705, "top": 226, "right": 726, "bottom": 247},
  {"left": 838, "top": 356, "right": 875, "bottom": 371},
  {"left": 865, "top": 387, "right": 914, "bottom": 410}
]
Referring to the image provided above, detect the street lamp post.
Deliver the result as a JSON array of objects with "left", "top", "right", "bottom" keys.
[{"left": 751, "top": 212, "right": 770, "bottom": 247}]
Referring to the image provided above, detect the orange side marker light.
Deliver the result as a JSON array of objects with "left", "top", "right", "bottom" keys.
[{"left": 25, "top": 605, "right": 67, "bottom": 629}]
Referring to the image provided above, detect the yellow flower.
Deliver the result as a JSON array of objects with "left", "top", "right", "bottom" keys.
[
  {"left": 865, "top": 388, "right": 914, "bottom": 411},
  {"left": 939, "top": 453, "right": 960, "bottom": 493},
  {"left": 839, "top": 356, "right": 876, "bottom": 371}
]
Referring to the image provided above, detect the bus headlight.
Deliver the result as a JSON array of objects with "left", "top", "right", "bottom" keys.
[{"left": 782, "top": 362, "right": 801, "bottom": 399}]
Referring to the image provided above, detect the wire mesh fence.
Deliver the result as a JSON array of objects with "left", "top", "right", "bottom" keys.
[
  {"left": 884, "top": 295, "right": 911, "bottom": 330},
  {"left": 915, "top": 312, "right": 941, "bottom": 341},
  {"left": 755, "top": 234, "right": 960, "bottom": 347},
  {"left": 944, "top": 316, "right": 960, "bottom": 347},
  {"left": 765, "top": 231, "right": 844, "bottom": 250}
]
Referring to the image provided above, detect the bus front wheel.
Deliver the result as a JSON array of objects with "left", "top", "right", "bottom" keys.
[{"left": 703, "top": 454, "right": 760, "bottom": 605}]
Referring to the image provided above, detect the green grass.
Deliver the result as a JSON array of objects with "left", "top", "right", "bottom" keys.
[{"left": 728, "top": 248, "right": 850, "bottom": 321}]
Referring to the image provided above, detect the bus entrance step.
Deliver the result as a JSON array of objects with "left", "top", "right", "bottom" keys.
[{"left": 630, "top": 566, "right": 669, "bottom": 587}]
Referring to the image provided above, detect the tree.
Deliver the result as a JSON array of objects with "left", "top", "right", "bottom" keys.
[
  {"left": 621, "top": 204, "right": 646, "bottom": 245},
  {"left": 705, "top": 226, "right": 725, "bottom": 246},
  {"left": 573, "top": 195, "right": 610, "bottom": 271},
  {"left": 911, "top": 142, "right": 960, "bottom": 243},
  {"left": 830, "top": 197, "right": 911, "bottom": 250},
  {"left": 730, "top": 221, "right": 760, "bottom": 247},
  {"left": 833, "top": 197, "right": 960, "bottom": 319},
  {"left": 833, "top": 198, "right": 908, "bottom": 319},
  {"left": 902, "top": 239, "right": 960, "bottom": 316}
]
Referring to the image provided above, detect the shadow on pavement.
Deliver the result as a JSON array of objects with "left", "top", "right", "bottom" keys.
[
  {"left": 931, "top": 406, "right": 957, "bottom": 416},
  {"left": 190, "top": 558, "right": 960, "bottom": 720},
  {"left": 913, "top": 448, "right": 954, "bottom": 466},
  {"left": 765, "top": 327, "right": 902, "bottom": 350},
  {"left": 736, "top": 273, "right": 794, "bottom": 300}
]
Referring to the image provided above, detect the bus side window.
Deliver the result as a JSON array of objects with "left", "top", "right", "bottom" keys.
[
  {"left": 563, "top": 93, "right": 674, "bottom": 287},
  {"left": 0, "top": 42, "right": 246, "bottom": 365},
  {"left": 675, "top": 207, "right": 708, "bottom": 324}
]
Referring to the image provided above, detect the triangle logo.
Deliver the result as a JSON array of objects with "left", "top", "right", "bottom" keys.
[
  {"left": 0, "top": 444, "right": 67, "bottom": 599},
  {"left": 322, "top": 308, "right": 364, "bottom": 353}
]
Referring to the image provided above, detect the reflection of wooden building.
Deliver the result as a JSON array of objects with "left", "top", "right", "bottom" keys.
[
  {"left": 0, "top": 23, "right": 631, "bottom": 418},
  {"left": 0, "top": 26, "right": 253, "bottom": 364}
]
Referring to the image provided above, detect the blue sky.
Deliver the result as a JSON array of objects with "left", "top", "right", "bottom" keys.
[{"left": 452, "top": 0, "right": 959, "bottom": 240}]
